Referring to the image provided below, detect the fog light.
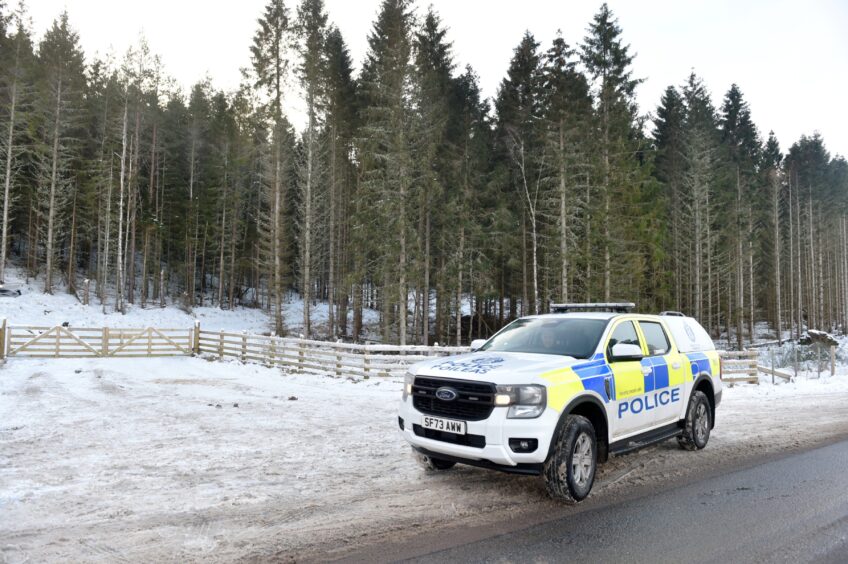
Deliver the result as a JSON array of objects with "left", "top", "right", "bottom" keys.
[
  {"left": 508, "top": 438, "right": 538, "bottom": 453},
  {"left": 398, "top": 416, "right": 404, "bottom": 430}
]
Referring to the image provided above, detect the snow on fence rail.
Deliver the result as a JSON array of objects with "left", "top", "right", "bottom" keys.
[{"left": 0, "top": 319, "right": 766, "bottom": 382}]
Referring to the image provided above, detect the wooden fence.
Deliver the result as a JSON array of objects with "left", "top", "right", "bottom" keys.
[
  {"left": 0, "top": 320, "right": 467, "bottom": 377},
  {"left": 195, "top": 326, "right": 466, "bottom": 377},
  {"left": 0, "top": 319, "right": 771, "bottom": 383},
  {"left": 718, "top": 350, "right": 760, "bottom": 384}
]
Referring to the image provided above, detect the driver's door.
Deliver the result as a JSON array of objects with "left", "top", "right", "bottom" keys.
[{"left": 607, "top": 320, "right": 652, "bottom": 437}]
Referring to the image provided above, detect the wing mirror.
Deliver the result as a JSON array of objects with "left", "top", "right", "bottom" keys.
[
  {"left": 470, "top": 339, "right": 487, "bottom": 351},
  {"left": 610, "top": 343, "right": 643, "bottom": 361}
]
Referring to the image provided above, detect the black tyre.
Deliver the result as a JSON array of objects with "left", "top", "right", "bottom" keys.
[
  {"left": 414, "top": 451, "right": 457, "bottom": 471},
  {"left": 543, "top": 415, "right": 597, "bottom": 503},
  {"left": 678, "top": 390, "right": 711, "bottom": 451}
]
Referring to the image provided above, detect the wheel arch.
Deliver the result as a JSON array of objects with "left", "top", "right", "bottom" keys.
[
  {"left": 692, "top": 374, "right": 716, "bottom": 429},
  {"left": 549, "top": 393, "right": 610, "bottom": 463}
]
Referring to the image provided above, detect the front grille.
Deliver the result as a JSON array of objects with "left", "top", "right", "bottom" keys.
[
  {"left": 413, "top": 424, "right": 486, "bottom": 448},
  {"left": 412, "top": 376, "right": 495, "bottom": 421}
]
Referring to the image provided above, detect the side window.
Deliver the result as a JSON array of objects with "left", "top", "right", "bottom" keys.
[
  {"left": 640, "top": 321, "right": 671, "bottom": 356},
  {"left": 606, "top": 321, "right": 642, "bottom": 358}
]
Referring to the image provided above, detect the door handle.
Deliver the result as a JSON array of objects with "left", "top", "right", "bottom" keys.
[
  {"left": 641, "top": 366, "right": 652, "bottom": 376},
  {"left": 672, "top": 362, "right": 681, "bottom": 369}
]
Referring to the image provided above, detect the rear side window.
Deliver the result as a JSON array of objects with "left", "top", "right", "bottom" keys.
[
  {"left": 606, "top": 321, "right": 642, "bottom": 357},
  {"left": 640, "top": 321, "right": 670, "bottom": 356}
]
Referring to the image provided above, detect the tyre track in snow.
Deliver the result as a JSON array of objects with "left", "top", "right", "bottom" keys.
[{"left": 1, "top": 357, "right": 847, "bottom": 563}]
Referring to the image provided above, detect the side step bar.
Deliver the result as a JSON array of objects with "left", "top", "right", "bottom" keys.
[{"left": 609, "top": 423, "right": 683, "bottom": 457}]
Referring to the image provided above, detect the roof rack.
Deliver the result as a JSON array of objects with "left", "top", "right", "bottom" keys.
[
  {"left": 659, "top": 311, "right": 686, "bottom": 317},
  {"left": 551, "top": 302, "right": 636, "bottom": 314}
]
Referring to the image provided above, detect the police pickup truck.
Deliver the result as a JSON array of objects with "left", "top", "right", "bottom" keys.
[{"left": 398, "top": 303, "right": 722, "bottom": 503}]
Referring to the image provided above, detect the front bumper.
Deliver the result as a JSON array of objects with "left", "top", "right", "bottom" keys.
[{"left": 398, "top": 397, "right": 559, "bottom": 467}]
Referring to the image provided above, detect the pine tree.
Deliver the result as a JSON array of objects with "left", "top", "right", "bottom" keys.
[
  {"left": 495, "top": 32, "right": 544, "bottom": 315},
  {"left": 653, "top": 85, "right": 686, "bottom": 310},
  {"left": 580, "top": 3, "right": 642, "bottom": 302},
  {"left": 719, "top": 84, "right": 761, "bottom": 346},
  {"left": 762, "top": 131, "right": 783, "bottom": 341},
  {"left": 413, "top": 7, "right": 455, "bottom": 343},
  {"left": 357, "top": 0, "right": 414, "bottom": 344},
  {"left": 680, "top": 73, "right": 720, "bottom": 328},
  {"left": 294, "top": 0, "right": 329, "bottom": 337},
  {"left": 35, "top": 12, "right": 86, "bottom": 294},
  {"left": 0, "top": 2, "right": 34, "bottom": 284},
  {"left": 322, "top": 26, "right": 356, "bottom": 338},
  {"left": 542, "top": 32, "right": 592, "bottom": 304},
  {"left": 251, "top": 0, "right": 294, "bottom": 335}
]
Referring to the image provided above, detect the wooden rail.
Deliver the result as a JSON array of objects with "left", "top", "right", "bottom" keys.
[
  {"left": 195, "top": 329, "right": 465, "bottom": 377},
  {"left": 719, "top": 350, "right": 759, "bottom": 384}
]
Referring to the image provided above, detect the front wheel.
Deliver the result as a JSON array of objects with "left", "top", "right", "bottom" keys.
[
  {"left": 543, "top": 415, "right": 597, "bottom": 503},
  {"left": 678, "top": 390, "right": 711, "bottom": 450}
]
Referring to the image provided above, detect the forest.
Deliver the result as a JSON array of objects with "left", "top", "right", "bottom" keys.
[{"left": 0, "top": 0, "right": 846, "bottom": 347}]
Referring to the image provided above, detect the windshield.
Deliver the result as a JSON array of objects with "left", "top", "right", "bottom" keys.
[{"left": 480, "top": 317, "right": 607, "bottom": 358}]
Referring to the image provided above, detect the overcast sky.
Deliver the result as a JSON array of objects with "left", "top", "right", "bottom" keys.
[{"left": 27, "top": 0, "right": 848, "bottom": 158}]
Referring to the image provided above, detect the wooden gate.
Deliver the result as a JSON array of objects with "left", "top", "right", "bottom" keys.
[{"left": 3, "top": 324, "right": 194, "bottom": 358}]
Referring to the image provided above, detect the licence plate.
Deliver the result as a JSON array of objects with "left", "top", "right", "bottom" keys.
[{"left": 422, "top": 416, "right": 466, "bottom": 435}]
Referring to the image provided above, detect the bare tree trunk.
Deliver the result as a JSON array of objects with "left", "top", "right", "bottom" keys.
[
  {"left": 141, "top": 227, "right": 149, "bottom": 307},
  {"left": 273, "top": 134, "right": 284, "bottom": 335},
  {"left": 44, "top": 76, "right": 63, "bottom": 294},
  {"left": 399, "top": 176, "right": 407, "bottom": 346},
  {"left": 772, "top": 171, "right": 782, "bottom": 343},
  {"left": 116, "top": 99, "right": 128, "bottom": 312},
  {"left": 328, "top": 124, "right": 337, "bottom": 338},
  {"left": 0, "top": 42, "right": 19, "bottom": 283},
  {"left": 423, "top": 211, "right": 430, "bottom": 345},
  {"left": 67, "top": 191, "right": 77, "bottom": 293},
  {"left": 456, "top": 226, "right": 464, "bottom": 346},
  {"left": 558, "top": 123, "right": 568, "bottom": 301}
]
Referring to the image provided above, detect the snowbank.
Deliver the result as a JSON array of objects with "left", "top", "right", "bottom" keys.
[
  {"left": 0, "top": 265, "right": 380, "bottom": 338},
  {"left": 2, "top": 356, "right": 848, "bottom": 562}
]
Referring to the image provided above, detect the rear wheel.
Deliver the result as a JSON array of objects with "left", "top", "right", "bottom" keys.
[
  {"left": 414, "top": 451, "right": 457, "bottom": 471},
  {"left": 543, "top": 415, "right": 597, "bottom": 503},
  {"left": 678, "top": 390, "right": 711, "bottom": 450}
]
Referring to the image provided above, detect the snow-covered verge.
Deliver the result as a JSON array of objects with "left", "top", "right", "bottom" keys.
[{"left": 2, "top": 357, "right": 848, "bottom": 563}]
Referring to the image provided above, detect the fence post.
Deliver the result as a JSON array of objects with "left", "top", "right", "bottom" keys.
[
  {"left": 298, "top": 339, "right": 305, "bottom": 372},
  {"left": 0, "top": 318, "right": 6, "bottom": 360},
  {"left": 335, "top": 348, "right": 342, "bottom": 377},
  {"left": 270, "top": 337, "right": 277, "bottom": 366},
  {"left": 193, "top": 321, "right": 200, "bottom": 355},
  {"left": 83, "top": 279, "right": 90, "bottom": 305},
  {"left": 102, "top": 327, "right": 109, "bottom": 356},
  {"left": 218, "top": 330, "right": 224, "bottom": 360},
  {"left": 831, "top": 346, "right": 837, "bottom": 377},
  {"left": 364, "top": 349, "right": 370, "bottom": 376},
  {"left": 241, "top": 330, "right": 247, "bottom": 361}
]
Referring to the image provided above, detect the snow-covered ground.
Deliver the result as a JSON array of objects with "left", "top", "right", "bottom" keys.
[
  {"left": 0, "top": 265, "right": 380, "bottom": 338},
  {"left": 2, "top": 355, "right": 848, "bottom": 562}
]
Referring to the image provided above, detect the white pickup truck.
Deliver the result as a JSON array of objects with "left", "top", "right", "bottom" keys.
[{"left": 398, "top": 304, "right": 722, "bottom": 503}]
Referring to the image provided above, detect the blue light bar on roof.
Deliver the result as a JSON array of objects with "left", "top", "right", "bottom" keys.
[{"left": 550, "top": 302, "right": 636, "bottom": 313}]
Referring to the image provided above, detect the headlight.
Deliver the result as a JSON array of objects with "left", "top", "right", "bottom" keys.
[
  {"left": 495, "top": 384, "right": 547, "bottom": 419},
  {"left": 403, "top": 372, "right": 414, "bottom": 401}
]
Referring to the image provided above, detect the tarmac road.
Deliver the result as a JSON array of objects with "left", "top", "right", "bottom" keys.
[{"left": 337, "top": 438, "right": 848, "bottom": 563}]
